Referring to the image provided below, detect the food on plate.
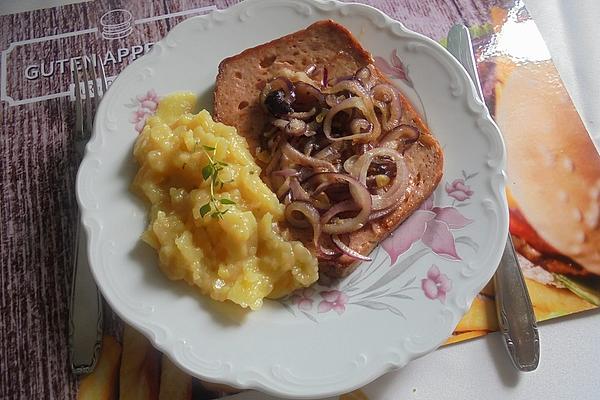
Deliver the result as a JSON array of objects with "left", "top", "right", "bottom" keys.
[
  {"left": 214, "top": 20, "right": 443, "bottom": 277},
  {"left": 496, "top": 60, "right": 600, "bottom": 308},
  {"left": 132, "top": 92, "right": 318, "bottom": 310}
]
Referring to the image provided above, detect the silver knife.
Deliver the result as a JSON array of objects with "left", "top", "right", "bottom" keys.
[{"left": 447, "top": 24, "right": 539, "bottom": 371}]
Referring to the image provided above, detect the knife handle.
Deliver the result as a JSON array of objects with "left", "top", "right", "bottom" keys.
[
  {"left": 68, "top": 218, "right": 103, "bottom": 375},
  {"left": 493, "top": 235, "right": 540, "bottom": 371}
]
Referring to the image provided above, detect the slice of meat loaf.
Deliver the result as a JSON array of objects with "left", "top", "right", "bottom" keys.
[{"left": 214, "top": 20, "right": 443, "bottom": 277}]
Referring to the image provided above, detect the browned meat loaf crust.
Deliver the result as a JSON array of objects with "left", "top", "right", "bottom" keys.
[{"left": 214, "top": 20, "right": 443, "bottom": 277}]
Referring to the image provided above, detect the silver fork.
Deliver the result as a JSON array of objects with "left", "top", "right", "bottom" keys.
[{"left": 69, "top": 55, "right": 107, "bottom": 375}]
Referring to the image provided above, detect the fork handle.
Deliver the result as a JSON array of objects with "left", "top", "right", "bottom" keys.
[{"left": 68, "top": 217, "right": 103, "bottom": 375}]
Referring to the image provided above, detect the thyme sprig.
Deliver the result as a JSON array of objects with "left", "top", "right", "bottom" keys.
[{"left": 199, "top": 144, "right": 235, "bottom": 219}]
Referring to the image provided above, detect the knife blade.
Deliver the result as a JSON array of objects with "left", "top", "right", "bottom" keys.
[{"left": 447, "top": 24, "right": 540, "bottom": 371}]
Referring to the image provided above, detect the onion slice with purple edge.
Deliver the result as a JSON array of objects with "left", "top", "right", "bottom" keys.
[
  {"left": 323, "top": 97, "right": 381, "bottom": 142},
  {"left": 322, "top": 67, "right": 328, "bottom": 87},
  {"left": 314, "top": 143, "right": 341, "bottom": 161},
  {"left": 318, "top": 243, "right": 340, "bottom": 258},
  {"left": 259, "top": 65, "right": 422, "bottom": 263},
  {"left": 272, "top": 168, "right": 300, "bottom": 177},
  {"left": 379, "top": 124, "right": 421, "bottom": 147},
  {"left": 285, "top": 119, "right": 307, "bottom": 136},
  {"left": 350, "top": 118, "right": 372, "bottom": 135},
  {"left": 320, "top": 200, "right": 359, "bottom": 224},
  {"left": 354, "top": 147, "right": 409, "bottom": 210},
  {"left": 355, "top": 65, "right": 377, "bottom": 90},
  {"left": 307, "top": 173, "right": 372, "bottom": 235},
  {"left": 285, "top": 201, "right": 321, "bottom": 249},
  {"left": 294, "top": 82, "right": 325, "bottom": 108},
  {"left": 289, "top": 107, "right": 317, "bottom": 120},
  {"left": 328, "top": 79, "right": 370, "bottom": 98},
  {"left": 276, "top": 177, "right": 291, "bottom": 199},
  {"left": 281, "top": 142, "right": 336, "bottom": 171},
  {"left": 332, "top": 235, "right": 372, "bottom": 261},
  {"left": 289, "top": 176, "right": 310, "bottom": 201},
  {"left": 264, "top": 145, "right": 282, "bottom": 176},
  {"left": 371, "top": 84, "right": 401, "bottom": 131},
  {"left": 368, "top": 204, "right": 396, "bottom": 221}
]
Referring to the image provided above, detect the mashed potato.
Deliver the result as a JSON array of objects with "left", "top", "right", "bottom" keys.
[{"left": 132, "top": 92, "right": 318, "bottom": 310}]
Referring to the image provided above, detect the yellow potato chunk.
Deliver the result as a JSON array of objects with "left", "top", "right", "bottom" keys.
[{"left": 132, "top": 92, "right": 318, "bottom": 309}]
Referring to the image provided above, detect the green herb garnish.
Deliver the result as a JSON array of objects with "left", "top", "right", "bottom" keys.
[{"left": 199, "top": 144, "right": 236, "bottom": 219}]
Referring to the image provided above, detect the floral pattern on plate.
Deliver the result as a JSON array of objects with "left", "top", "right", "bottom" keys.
[
  {"left": 126, "top": 89, "right": 160, "bottom": 132},
  {"left": 279, "top": 172, "right": 478, "bottom": 320}
]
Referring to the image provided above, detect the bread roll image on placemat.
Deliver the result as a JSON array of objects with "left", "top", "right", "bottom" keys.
[
  {"left": 444, "top": 281, "right": 497, "bottom": 344},
  {"left": 443, "top": 5, "right": 598, "bottom": 345},
  {"left": 77, "top": 336, "right": 122, "bottom": 400},
  {"left": 158, "top": 355, "right": 192, "bottom": 400},
  {"left": 119, "top": 325, "right": 161, "bottom": 400},
  {"left": 496, "top": 60, "right": 600, "bottom": 318}
]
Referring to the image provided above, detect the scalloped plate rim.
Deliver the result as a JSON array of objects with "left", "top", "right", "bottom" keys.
[{"left": 77, "top": 0, "right": 508, "bottom": 398}]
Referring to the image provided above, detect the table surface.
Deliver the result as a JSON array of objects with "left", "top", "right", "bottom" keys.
[{"left": 1, "top": 0, "right": 599, "bottom": 399}]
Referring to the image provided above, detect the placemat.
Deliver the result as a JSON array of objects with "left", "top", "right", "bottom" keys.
[{"left": 1, "top": 0, "right": 599, "bottom": 398}]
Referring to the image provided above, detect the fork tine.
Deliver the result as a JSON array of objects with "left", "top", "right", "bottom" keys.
[
  {"left": 97, "top": 54, "right": 108, "bottom": 95},
  {"left": 81, "top": 56, "right": 93, "bottom": 135},
  {"left": 72, "top": 61, "right": 83, "bottom": 138},
  {"left": 88, "top": 55, "right": 99, "bottom": 108}
]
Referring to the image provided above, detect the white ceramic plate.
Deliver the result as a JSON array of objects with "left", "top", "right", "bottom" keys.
[{"left": 77, "top": 0, "right": 508, "bottom": 397}]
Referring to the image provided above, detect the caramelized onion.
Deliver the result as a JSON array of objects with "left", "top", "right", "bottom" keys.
[
  {"left": 355, "top": 65, "right": 376, "bottom": 90},
  {"left": 332, "top": 235, "right": 372, "bottom": 261},
  {"left": 308, "top": 173, "right": 372, "bottom": 234},
  {"left": 343, "top": 155, "right": 361, "bottom": 176},
  {"left": 303, "top": 137, "right": 316, "bottom": 156},
  {"left": 323, "top": 97, "right": 381, "bottom": 142},
  {"left": 273, "top": 168, "right": 300, "bottom": 177},
  {"left": 271, "top": 118, "right": 289, "bottom": 130},
  {"left": 318, "top": 243, "right": 340, "bottom": 258},
  {"left": 285, "top": 201, "right": 316, "bottom": 227},
  {"left": 368, "top": 205, "right": 396, "bottom": 221},
  {"left": 380, "top": 124, "right": 420, "bottom": 147},
  {"left": 282, "top": 142, "right": 336, "bottom": 171},
  {"left": 264, "top": 145, "right": 282, "bottom": 176},
  {"left": 285, "top": 118, "right": 307, "bottom": 136},
  {"left": 355, "top": 148, "right": 409, "bottom": 210},
  {"left": 276, "top": 177, "right": 291, "bottom": 199},
  {"left": 289, "top": 176, "right": 310, "bottom": 201},
  {"left": 289, "top": 107, "right": 317, "bottom": 120},
  {"left": 259, "top": 64, "right": 419, "bottom": 263},
  {"left": 285, "top": 201, "right": 321, "bottom": 249},
  {"left": 295, "top": 82, "right": 325, "bottom": 109},
  {"left": 261, "top": 77, "right": 296, "bottom": 116},
  {"left": 320, "top": 200, "right": 359, "bottom": 224},
  {"left": 355, "top": 66, "right": 371, "bottom": 85},
  {"left": 328, "top": 79, "right": 370, "bottom": 99},
  {"left": 311, "top": 191, "right": 331, "bottom": 210},
  {"left": 350, "top": 118, "right": 372, "bottom": 135},
  {"left": 325, "top": 94, "right": 344, "bottom": 108},
  {"left": 314, "top": 143, "right": 341, "bottom": 161},
  {"left": 372, "top": 84, "right": 401, "bottom": 131}
]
